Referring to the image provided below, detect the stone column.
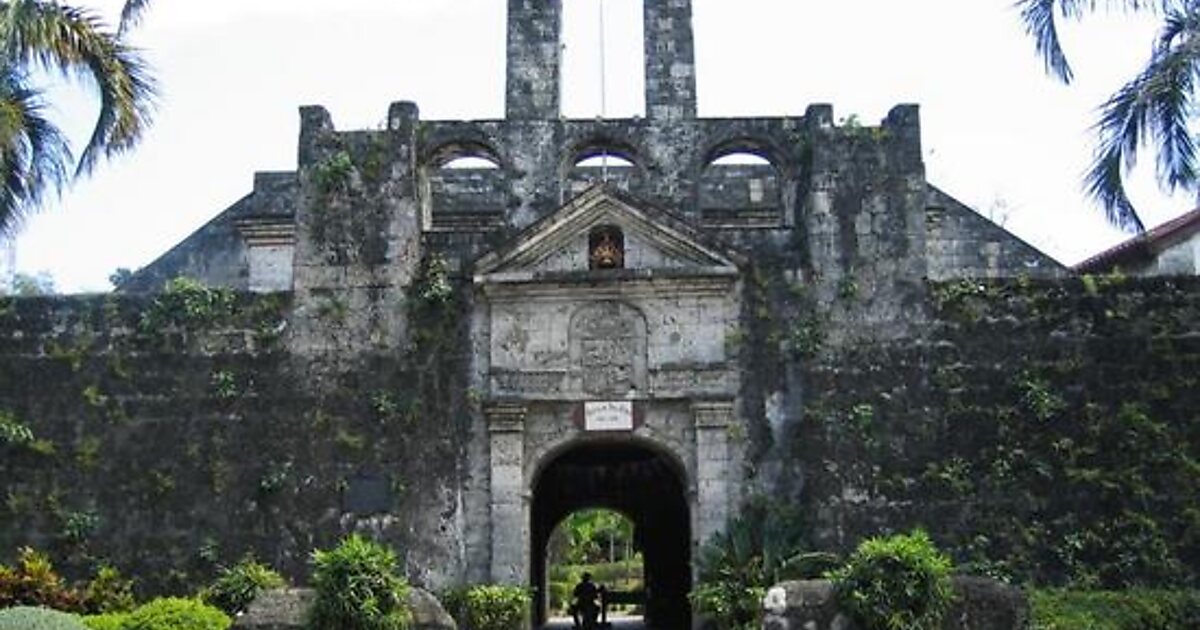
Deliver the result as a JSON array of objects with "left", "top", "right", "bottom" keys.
[
  {"left": 693, "top": 400, "right": 734, "bottom": 546},
  {"left": 487, "top": 403, "right": 528, "bottom": 585},
  {"left": 644, "top": 0, "right": 697, "bottom": 120},
  {"left": 505, "top": 0, "right": 562, "bottom": 120}
]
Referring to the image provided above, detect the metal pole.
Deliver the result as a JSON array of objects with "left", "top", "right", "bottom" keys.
[{"left": 599, "top": 0, "right": 609, "bottom": 181}]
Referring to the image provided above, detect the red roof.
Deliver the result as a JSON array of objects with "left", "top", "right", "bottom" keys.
[{"left": 1073, "top": 206, "right": 1200, "bottom": 273}]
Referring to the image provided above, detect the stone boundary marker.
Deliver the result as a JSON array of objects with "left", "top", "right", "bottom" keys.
[
  {"left": 233, "top": 587, "right": 456, "bottom": 630},
  {"left": 762, "top": 576, "right": 1029, "bottom": 630}
]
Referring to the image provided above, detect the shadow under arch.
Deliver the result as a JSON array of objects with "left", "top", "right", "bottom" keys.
[
  {"left": 561, "top": 134, "right": 651, "bottom": 201},
  {"left": 697, "top": 136, "right": 789, "bottom": 226},
  {"left": 420, "top": 138, "right": 510, "bottom": 231},
  {"left": 530, "top": 436, "right": 691, "bottom": 628}
]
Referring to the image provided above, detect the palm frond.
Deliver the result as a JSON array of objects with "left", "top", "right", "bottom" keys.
[
  {"left": 1016, "top": 0, "right": 1169, "bottom": 84},
  {"left": 118, "top": 0, "right": 153, "bottom": 35},
  {"left": 1083, "top": 3, "right": 1200, "bottom": 232},
  {"left": 0, "top": 0, "right": 157, "bottom": 176},
  {"left": 1150, "top": 9, "right": 1200, "bottom": 190},
  {"left": 1018, "top": 0, "right": 1082, "bottom": 83},
  {"left": 0, "top": 64, "right": 72, "bottom": 236}
]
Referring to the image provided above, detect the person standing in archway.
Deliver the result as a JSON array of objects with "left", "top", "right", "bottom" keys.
[{"left": 570, "top": 571, "right": 601, "bottom": 629}]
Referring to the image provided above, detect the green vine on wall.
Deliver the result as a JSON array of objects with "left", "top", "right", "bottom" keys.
[
  {"left": 140, "top": 277, "right": 235, "bottom": 334},
  {"left": 312, "top": 151, "right": 354, "bottom": 197},
  {"left": 0, "top": 410, "right": 34, "bottom": 445},
  {"left": 307, "top": 140, "right": 393, "bottom": 266}
]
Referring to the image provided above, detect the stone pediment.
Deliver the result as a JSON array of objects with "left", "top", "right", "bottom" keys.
[{"left": 474, "top": 185, "right": 741, "bottom": 284}]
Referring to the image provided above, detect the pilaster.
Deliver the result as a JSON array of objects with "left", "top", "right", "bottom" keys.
[
  {"left": 693, "top": 400, "right": 734, "bottom": 545},
  {"left": 487, "top": 403, "right": 528, "bottom": 584}
]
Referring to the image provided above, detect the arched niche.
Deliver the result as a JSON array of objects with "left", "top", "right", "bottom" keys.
[
  {"left": 422, "top": 141, "right": 507, "bottom": 231},
  {"left": 698, "top": 142, "right": 785, "bottom": 227},
  {"left": 564, "top": 140, "right": 644, "bottom": 198}
]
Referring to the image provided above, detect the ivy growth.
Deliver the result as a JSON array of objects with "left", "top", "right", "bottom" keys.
[
  {"left": 0, "top": 410, "right": 34, "bottom": 445},
  {"left": 312, "top": 151, "right": 355, "bottom": 197},
  {"left": 140, "top": 277, "right": 235, "bottom": 333}
]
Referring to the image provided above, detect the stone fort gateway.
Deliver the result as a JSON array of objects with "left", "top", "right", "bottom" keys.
[{"left": 2, "top": 2, "right": 1198, "bottom": 629}]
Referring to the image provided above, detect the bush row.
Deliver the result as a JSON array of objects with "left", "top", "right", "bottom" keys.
[
  {"left": 441, "top": 584, "right": 529, "bottom": 630},
  {"left": 0, "top": 598, "right": 230, "bottom": 630},
  {"left": 1, "top": 547, "right": 283, "bottom": 619},
  {"left": 1032, "top": 589, "right": 1200, "bottom": 630}
]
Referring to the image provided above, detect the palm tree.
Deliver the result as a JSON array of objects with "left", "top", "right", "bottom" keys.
[
  {"left": 0, "top": 0, "right": 155, "bottom": 236},
  {"left": 1019, "top": 0, "right": 1200, "bottom": 233}
]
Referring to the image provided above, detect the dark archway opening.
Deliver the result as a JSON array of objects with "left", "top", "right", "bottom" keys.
[{"left": 532, "top": 440, "right": 690, "bottom": 628}]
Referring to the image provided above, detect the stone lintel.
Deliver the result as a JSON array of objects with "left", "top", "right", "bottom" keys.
[
  {"left": 236, "top": 218, "right": 297, "bottom": 248},
  {"left": 477, "top": 274, "right": 737, "bottom": 302},
  {"left": 485, "top": 402, "right": 527, "bottom": 433},
  {"left": 692, "top": 400, "right": 734, "bottom": 429}
]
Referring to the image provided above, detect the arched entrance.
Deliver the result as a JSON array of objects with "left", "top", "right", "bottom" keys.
[{"left": 531, "top": 439, "right": 691, "bottom": 628}]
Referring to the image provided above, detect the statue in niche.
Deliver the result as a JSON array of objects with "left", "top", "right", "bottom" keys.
[
  {"left": 588, "top": 225, "right": 624, "bottom": 270},
  {"left": 570, "top": 301, "right": 647, "bottom": 396}
]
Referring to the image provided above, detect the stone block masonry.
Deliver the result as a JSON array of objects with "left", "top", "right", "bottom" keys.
[{"left": 4, "top": 0, "right": 1194, "bottom": 614}]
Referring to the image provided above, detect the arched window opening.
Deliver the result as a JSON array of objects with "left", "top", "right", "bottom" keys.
[
  {"left": 576, "top": 154, "right": 636, "bottom": 169},
  {"left": 588, "top": 225, "right": 625, "bottom": 270},
  {"left": 568, "top": 148, "right": 640, "bottom": 196},
  {"left": 426, "top": 146, "right": 506, "bottom": 231},
  {"left": 562, "top": 0, "right": 646, "bottom": 119},
  {"left": 440, "top": 155, "right": 501, "bottom": 170},
  {"left": 546, "top": 509, "right": 644, "bottom": 624},
  {"left": 711, "top": 152, "right": 772, "bottom": 166},
  {"left": 699, "top": 149, "right": 783, "bottom": 227}
]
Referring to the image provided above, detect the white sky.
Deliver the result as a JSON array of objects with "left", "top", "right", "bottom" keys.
[{"left": 9, "top": 0, "right": 1193, "bottom": 292}]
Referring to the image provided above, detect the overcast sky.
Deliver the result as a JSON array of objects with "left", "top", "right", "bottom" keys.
[{"left": 8, "top": 0, "right": 1192, "bottom": 292}]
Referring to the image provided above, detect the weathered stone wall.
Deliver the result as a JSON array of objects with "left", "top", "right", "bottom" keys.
[
  {"left": 926, "top": 186, "right": 1064, "bottom": 281},
  {"left": 0, "top": 287, "right": 469, "bottom": 593},
  {"left": 504, "top": 0, "right": 561, "bottom": 120},
  {"left": 752, "top": 274, "right": 1200, "bottom": 587},
  {"left": 2, "top": 242, "right": 1197, "bottom": 598}
]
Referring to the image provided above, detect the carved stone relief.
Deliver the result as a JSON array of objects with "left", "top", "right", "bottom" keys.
[{"left": 569, "top": 301, "right": 648, "bottom": 397}]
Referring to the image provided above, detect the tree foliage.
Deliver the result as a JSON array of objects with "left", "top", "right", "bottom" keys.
[
  {"left": 549, "top": 509, "right": 636, "bottom": 565},
  {"left": 1018, "top": 0, "right": 1200, "bottom": 232},
  {"left": 0, "top": 0, "right": 156, "bottom": 236}
]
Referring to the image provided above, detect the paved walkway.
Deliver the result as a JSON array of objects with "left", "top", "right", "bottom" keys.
[{"left": 540, "top": 615, "right": 647, "bottom": 630}]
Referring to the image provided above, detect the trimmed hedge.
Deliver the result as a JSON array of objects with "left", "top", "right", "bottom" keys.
[
  {"left": 1032, "top": 589, "right": 1200, "bottom": 629},
  {"left": 442, "top": 584, "right": 530, "bottom": 630},
  {"left": 81, "top": 614, "right": 128, "bottom": 630},
  {"left": 122, "top": 597, "right": 230, "bottom": 630},
  {"left": 0, "top": 606, "right": 88, "bottom": 630}
]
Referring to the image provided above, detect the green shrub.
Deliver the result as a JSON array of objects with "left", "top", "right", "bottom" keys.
[
  {"left": 140, "top": 277, "right": 235, "bottom": 332},
  {"left": 199, "top": 555, "right": 286, "bottom": 615},
  {"left": 547, "top": 580, "right": 571, "bottom": 614},
  {"left": 439, "top": 586, "right": 469, "bottom": 627},
  {"left": 442, "top": 585, "right": 529, "bottom": 630},
  {"left": 308, "top": 534, "right": 411, "bottom": 630},
  {"left": 81, "top": 613, "right": 129, "bottom": 630},
  {"left": 690, "top": 500, "right": 809, "bottom": 630},
  {"left": 830, "top": 530, "right": 955, "bottom": 630},
  {"left": 1032, "top": 589, "right": 1200, "bottom": 629},
  {"left": 0, "top": 547, "right": 86, "bottom": 612},
  {"left": 83, "top": 566, "right": 136, "bottom": 614},
  {"left": 0, "top": 606, "right": 88, "bottom": 630},
  {"left": 122, "top": 597, "right": 230, "bottom": 630}
]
